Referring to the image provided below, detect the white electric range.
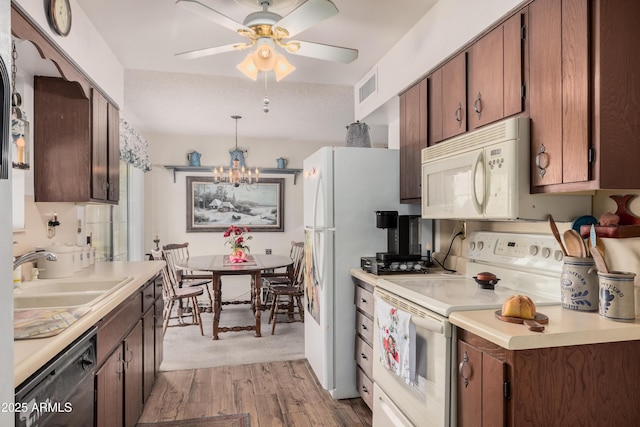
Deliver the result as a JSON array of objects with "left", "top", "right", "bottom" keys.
[{"left": 372, "top": 231, "right": 564, "bottom": 427}]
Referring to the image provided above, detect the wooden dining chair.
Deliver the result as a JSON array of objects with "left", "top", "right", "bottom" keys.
[
  {"left": 162, "top": 243, "right": 213, "bottom": 312},
  {"left": 159, "top": 251, "right": 204, "bottom": 336},
  {"left": 265, "top": 241, "right": 305, "bottom": 334},
  {"left": 262, "top": 241, "right": 304, "bottom": 305}
]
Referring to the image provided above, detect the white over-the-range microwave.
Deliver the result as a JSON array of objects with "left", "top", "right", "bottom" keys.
[{"left": 421, "top": 117, "right": 591, "bottom": 221}]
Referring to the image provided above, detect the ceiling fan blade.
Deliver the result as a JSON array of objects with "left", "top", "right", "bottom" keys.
[
  {"left": 274, "top": 0, "right": 339, "bottom": 38},
  {"left": 287, "top": 40, "right": 358, "bottom": 63},
  {"left": 176, "top": 0, "right": 254, "bottom": 35},
  {"left": 175, "top": 43, "right": 243, "bottom": 60}
]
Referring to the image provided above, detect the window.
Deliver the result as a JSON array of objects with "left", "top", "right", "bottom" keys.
[{"left": 85, "top": 160, "right": 129, "bottom": 261}]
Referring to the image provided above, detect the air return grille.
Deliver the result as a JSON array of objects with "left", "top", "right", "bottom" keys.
[{"left": 358, "top": 70, "right": 377, "bottom": 104}]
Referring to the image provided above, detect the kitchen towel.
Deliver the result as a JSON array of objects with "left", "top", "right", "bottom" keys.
[{"left": 374, "top": 294, "right": 416, "bottom": 385}]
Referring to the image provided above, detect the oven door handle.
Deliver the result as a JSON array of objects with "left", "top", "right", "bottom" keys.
[{"left": 411, "top": 315, "right": 444, "bottom": 334}]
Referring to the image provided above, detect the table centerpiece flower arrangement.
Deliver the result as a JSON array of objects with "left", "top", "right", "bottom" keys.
[{"left": 224, "top": 225, "right": 252, "bottom": 263}]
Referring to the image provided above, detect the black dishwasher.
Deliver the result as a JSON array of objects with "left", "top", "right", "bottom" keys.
[{"left": 15, "top": 327, "right": 97, "bottom": 427}]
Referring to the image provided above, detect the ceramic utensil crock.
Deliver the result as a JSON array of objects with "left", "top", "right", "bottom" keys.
[
  {"left": 561, "top": 256, "right": 598, "bottom": 311},
  {"left": 598, "top": 271, "right": 636, "bottom": 321}
]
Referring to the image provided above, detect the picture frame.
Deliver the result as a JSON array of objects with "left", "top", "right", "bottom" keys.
[{"left": 186, "top": 176, "right": 284, "bottom": 232}]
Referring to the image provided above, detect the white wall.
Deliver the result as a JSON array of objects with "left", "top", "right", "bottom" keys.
[{"left": 358, "top": 0, "right": 525, "bottom": 123}]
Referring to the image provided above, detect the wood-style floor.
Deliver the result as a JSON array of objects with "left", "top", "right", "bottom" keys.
[{"left": 138, "top": 359, "right": 372, "bottom": 426}]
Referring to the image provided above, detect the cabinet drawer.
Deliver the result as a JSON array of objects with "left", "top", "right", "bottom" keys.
[
  {"left": 142, "top": 280, "right": 155, "bottom": 313},
  {"left": 355, "top": 336, "right": 373, "bottom": 376},
  {"left": 96, "top": 291, "right": 142, "bottom": 366},
  {"left": 355, "top": 285, "right": 374, "bottom": 317},
  {"left": 356, "top": 367, "right": 374, "bottom": 410},
  {"left": 356, "top": 311, "right": 374, "bottom": 345}
]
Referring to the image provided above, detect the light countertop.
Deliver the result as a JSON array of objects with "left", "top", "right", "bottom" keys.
[
  {"left": 349, "top": 268, "right": 640, "bottom": 351},
  {"left": 14, "top": 261, "right": 165, "bottom": 387},
  {"left": 449, "top": 305, "right": 640, "bottom": 350}
]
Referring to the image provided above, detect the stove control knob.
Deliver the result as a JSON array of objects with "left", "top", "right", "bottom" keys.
[
  {"left": 529, "top": 245, "right": 539, "bottom": 256},
  {"left": 554, "top": 250, "right": 564, "bottom": 261},
  {"left": 468, "top": 241, "right": 476, "bottom": 251},
  {"left": 541, "top": 247, "right": 551, "bottom": 258},
  {"left": 477, "top": 241, "right": 484, "bottom": 251}
]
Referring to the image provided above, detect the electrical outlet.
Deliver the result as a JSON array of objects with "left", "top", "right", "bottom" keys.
[
  {"left": 265, "top": 249, "right": 272, "bottom": 255},
  {"left": 456, "top": 221, "right": 467, "bottom": 240}
]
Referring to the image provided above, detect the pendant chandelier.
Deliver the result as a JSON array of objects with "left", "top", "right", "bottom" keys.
[{"left": 213, "top": 115, "right": 259, "bottom": 188}]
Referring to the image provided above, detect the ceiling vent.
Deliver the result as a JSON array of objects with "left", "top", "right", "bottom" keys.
[{"left": 358, "top": 68, "right": 377, "bottom": 104}]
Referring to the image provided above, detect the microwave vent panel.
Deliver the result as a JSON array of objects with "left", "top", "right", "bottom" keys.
[{"left": 422, "top": 117, "right": 528, "bottom": 163}]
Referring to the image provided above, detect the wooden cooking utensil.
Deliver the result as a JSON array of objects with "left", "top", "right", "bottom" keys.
[
  {"left": 590, "top": 246, "right": 609, "bottom": 273},
  {"left": 495, "top": 310, "right": 548, "bottom": 332},
  {"left": 548, "top": 215, "right": 568, "bottom": 256},
  {"left": 564, "top": 229, "right": 586, "bottom": 257}
]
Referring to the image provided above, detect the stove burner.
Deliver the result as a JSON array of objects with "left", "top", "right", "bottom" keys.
[{"left": 360, "top": 257, "right": 428, "bottom": 275}]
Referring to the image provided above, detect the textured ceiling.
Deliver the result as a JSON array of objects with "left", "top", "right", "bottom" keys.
[{"left": 70, "top": 0, "right": 439, "bottom": 142}]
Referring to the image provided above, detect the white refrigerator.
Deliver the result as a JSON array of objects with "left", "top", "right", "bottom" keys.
[{"left": 303, "top": 146, "right": 419, "bottom": 399}]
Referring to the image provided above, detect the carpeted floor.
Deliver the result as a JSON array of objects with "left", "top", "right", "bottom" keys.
[
  {"left": 160, "top": 304, "right": 305, "bottom": 371},
  {"left": 137, "top": 413, "right": 250, "bottom": 427}
]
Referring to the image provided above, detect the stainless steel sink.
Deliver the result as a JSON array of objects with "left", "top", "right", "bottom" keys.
[{"left": 14, "top": 292, "right": 105, "bottom": 309}]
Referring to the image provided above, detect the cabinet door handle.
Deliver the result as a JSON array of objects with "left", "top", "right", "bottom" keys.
[
  {"left": 458, "top": 351, "right": 472, "bottom": 388},
  {"left": 116, "top": 353, "right": 125, "bottom": 377},
  {"left": 361, "top": 324, "right": 368, "bottom": 330},
  {"left": 455, "top": 103, "right": 463, "bottom": 127},
  {"left": 361, "top": 385, "right": 369, "bottom": 394},
  {"left": 360, "top": 298, "right": 367, "bottom": 304},
  {"left": 535, "top": 144, "right": 549, "bottom": 178},
  {"left": 361, "top": 352, "right": 368, "bottom": 360},
  {"left": 473, "top": 92, "right": 482, "bottom": 118}
]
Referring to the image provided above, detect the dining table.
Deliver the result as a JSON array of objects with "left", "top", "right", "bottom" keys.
[{"left": 176, "top": 254, "right": 293, "bottom": 339}]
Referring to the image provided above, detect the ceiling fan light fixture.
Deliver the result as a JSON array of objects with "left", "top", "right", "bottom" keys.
[
  {"left": 252, "top": 42, "right": 277, "bottom": 71},
  {"left": 237, "top": 53, "right": 259, "bottom": 80},
  {"left": 274, "top": 54, "right": 295, "bottom": 81}
]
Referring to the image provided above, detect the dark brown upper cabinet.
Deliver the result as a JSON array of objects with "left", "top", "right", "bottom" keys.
[
  {"left": 429, "top": 53, "right": 467, "bottom": 145},
  {"left": 467, "top": 10, "right": 525, "bottom": 131},
  {"left": 34, "top": 77, "right": 119, "bottom": 203},
  {"left": 530, "top": 0, "right": 640, "bottom": 193},
  {"left": 399, "top": 77, "right": 428, "bottom": 204}
]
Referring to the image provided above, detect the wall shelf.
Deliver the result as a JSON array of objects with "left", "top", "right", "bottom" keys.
[{"left": 163, "top": 165, "right": 303, "bottom": 184}]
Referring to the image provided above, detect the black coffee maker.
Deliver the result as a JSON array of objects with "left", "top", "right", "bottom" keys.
[{"left": 375, "top": 211, "right": 421, "bottom": 262}]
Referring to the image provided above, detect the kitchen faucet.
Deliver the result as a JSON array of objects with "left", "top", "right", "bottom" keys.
[{"left": 13, "top": 251, "right": 57, "bottom": 271}]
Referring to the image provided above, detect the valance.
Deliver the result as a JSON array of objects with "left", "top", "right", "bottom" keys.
[{"left": 119, "top": 118, "right": 151, "bottom": 172}]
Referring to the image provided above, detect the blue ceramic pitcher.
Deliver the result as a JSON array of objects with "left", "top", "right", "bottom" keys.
[
  {"left": 188, "top": 151, "right": 201, "bottom": 167},
  {"left": 276, "top": 157, "right": 287, "bottom": 169}
]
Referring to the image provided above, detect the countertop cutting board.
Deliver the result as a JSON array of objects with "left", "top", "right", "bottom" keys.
[{"left": 14, "top": 307, "right": 91, "bottom": 339}]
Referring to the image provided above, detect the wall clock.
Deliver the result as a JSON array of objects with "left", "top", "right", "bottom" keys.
[{"left": 48, "top": 0, "right": 72, "bottom": 37}]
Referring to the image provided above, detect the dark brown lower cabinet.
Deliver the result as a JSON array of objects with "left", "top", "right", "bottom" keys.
[
  {"left": 96, "top": 274, "right": 163, "bottom": 427},
  {"left": 96, "top": 345, "right": 124, "bottom": 427},
  {"left": 458, "top": 328, "right": 640, "bottom": 426},
  {"left": 457, "top": 338, "right": 506, "bottom": 426}
]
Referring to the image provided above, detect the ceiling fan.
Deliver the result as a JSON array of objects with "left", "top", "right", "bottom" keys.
[{"left": 175, "top": 0, "right": 359, "bottom": 81}]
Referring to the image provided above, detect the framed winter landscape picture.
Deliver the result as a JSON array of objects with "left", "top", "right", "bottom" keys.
[{"left": 186, "top": 176, "right": 284, "bottom": 232}]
